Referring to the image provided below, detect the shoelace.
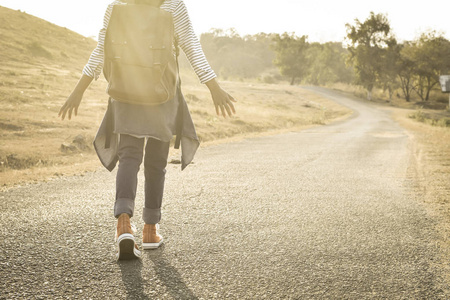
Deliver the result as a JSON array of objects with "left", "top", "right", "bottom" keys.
[{"left": 131, "top": 223, "right": 137, "bottom": 233}]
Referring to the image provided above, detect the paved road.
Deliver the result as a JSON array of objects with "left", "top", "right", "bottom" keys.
[{"left": 1, "top": 87, "right": 447, "bottom": 299}]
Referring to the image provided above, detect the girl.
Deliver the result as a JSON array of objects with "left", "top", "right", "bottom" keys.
[{"left": 59, "top": 0, "right": 236, "bottom": 260}]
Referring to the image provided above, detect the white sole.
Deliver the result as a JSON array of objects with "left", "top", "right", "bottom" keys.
[
  {"left": 142, "top": 236, "right": 164, "bottom": 250},
  {"left": 116, "top": 233, "right": 141, "bottom": 260}
]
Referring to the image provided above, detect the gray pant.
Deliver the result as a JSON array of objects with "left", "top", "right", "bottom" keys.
[{"left": 114, "top": 134, "right": 170, "bottom": 224}]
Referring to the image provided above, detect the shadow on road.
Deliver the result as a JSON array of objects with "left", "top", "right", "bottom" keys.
[
  {"left": 118, "top": 259, "right": 149, "bottom": 299},
  {"left": 117, "top": 245, "right": 198, "bottom": 299},
  {"left": 146, "top": 245, "right": 199, "bottom": 299}
]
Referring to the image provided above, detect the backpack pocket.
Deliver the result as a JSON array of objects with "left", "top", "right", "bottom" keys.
[{"left": 107, "top": 60, "right": 175, "bottom": 105}]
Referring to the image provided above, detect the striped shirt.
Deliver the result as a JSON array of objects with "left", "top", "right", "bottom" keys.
[{"left": 83, "top": 0, "right": 216, "bottom": 84}]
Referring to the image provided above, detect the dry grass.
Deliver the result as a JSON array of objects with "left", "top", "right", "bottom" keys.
[{"left": 408, "top": 109, "right": 450, "bottom": 128}]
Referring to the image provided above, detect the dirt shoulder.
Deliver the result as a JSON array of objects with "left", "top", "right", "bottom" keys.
[{"left": 391, "top": 108, "right": 450, "bottom": 285}]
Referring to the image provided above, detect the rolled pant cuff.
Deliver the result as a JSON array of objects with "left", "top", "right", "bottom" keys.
[
  {"left": 143, "top": 208, "right": 161, "bottom": 224},
  {"left": 114, "top": 198, "right": 135, "bottom": 218}
]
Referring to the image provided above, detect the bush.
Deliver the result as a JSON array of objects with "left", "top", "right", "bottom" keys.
[
  {"left": 0, "top": 154, "right": 46, "bottom": 171},
  {"left": 409, "top": 110, "right": 426, "bottom": 122},
  {"left": 436, "top": 94, "right": 449, "bottom": 104},
  {"left": 261, "top": 75, "right": 277, "bottom": 84},
  {"left": 437, "top": 118, "right": 450, "bottom": 127},
  {"left": 409, "top": 110, "right": 450, "bottom": 127}
]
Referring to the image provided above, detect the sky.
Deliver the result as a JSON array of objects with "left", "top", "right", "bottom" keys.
[{"left": 1, "top": 0, "right": 449, "bottom": 42}]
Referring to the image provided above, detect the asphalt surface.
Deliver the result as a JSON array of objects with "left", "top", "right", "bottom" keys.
[{"left": 1, "top": 87, "right": 447, "bottom": 299}]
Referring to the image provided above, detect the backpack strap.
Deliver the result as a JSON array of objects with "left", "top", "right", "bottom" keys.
[
  {"left": 174, "top": 84, "right": 183, "bottom": 149},
  {"left": 174, "top": 41, "right": 182, "bottom": 150},
  {"left": 104, "top": 97, "right": 114, "bottom": 149}
]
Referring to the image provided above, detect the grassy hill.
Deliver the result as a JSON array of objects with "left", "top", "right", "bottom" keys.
[
  {"left": 0, "top": 6, "right": 95, "bottom": 69},
  {"left": 0, "top": 6, "right": 101, "bottom": 110},
  {"left": 0, "top": 6, "right": 111, "bottom": 186},
  {"left": 0, "top": 6, "right": 351, "bottom": 188}
]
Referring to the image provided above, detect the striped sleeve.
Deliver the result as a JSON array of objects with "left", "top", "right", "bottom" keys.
[
  {"left": 82, "top": 2, "right": 120, "bottom": 80},
  {"left": 172, "top": 1, "right": 217, "bottom": 84}
]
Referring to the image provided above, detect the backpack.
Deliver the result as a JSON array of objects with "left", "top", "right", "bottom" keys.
[{"left": 103, "top": 0, "right": 178, "bottom": 105}]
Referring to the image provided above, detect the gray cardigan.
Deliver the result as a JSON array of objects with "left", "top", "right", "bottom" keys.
[{"left": 93, "top": 86, "right": 200, "bottom": 171}]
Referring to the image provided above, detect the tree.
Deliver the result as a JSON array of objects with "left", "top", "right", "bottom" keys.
[
  {"left": 378, "top": 38, "right": 400, "bottom": 101},
  {"left": 306, "top": 42, "right": 353, "bottom": 85},
  {"left": 409, "top": 31, "right": 450, "bottom": 101},
  {"left": 272, "top": 33, "right": 310, "bottom": 85},
  {"left": 198, "top": 29, "right": 277, "bottom": 80},
  {"left": 305, "top": 42, "right": 323, "bottom": 85},
  {"left": 346, "top": 12, "right": 394, "bottom": 100},
  {"left": 396, "top": 42, "right": 415, "bottom": 102}
]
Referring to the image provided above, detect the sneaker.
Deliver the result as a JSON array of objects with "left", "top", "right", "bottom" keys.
[
  {"left": 115, "top": 213, "right": 141, "bottom": 260},
  {"left": 142, "top": 223, "right": 164, "bottom": 250}
]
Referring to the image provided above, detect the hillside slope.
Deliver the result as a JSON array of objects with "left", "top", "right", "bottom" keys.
[
  {"left": 0, "top": 6, "right": 96, "bottom": 70},
  {"left": 0, "top": 6, "right": 110, "bottom": 183}
]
